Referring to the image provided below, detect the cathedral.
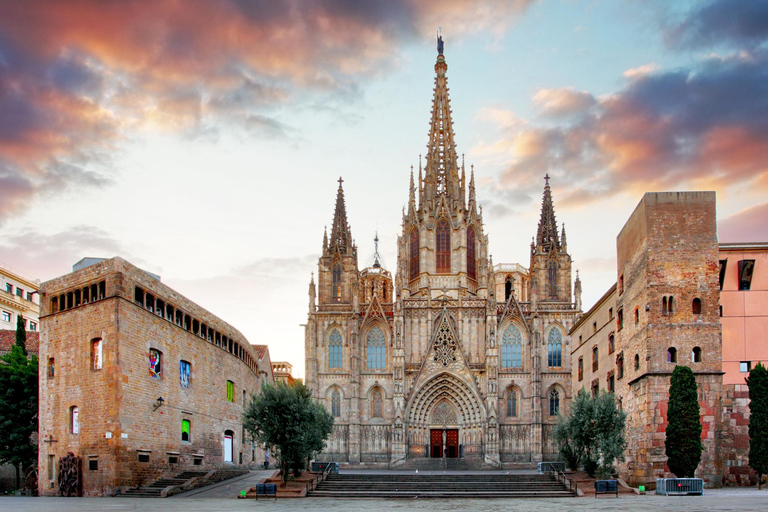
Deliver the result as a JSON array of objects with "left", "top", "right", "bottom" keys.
[{"left": 305, "top": 37, "right": 582, "bottom": 467}]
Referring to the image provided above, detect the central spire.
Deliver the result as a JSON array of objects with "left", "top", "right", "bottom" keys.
[
  {"left": 423, "top": 33, "right": 460, "bottom": 203},
  {"left": 328, "top": 177, "right": 352, "bottom": 254},
  {"left": 536, "top": 174, "right": 561, "bottom": 252}
]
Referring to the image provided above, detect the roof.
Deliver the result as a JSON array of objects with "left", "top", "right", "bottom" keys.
[
  {"left": 0, "top": 330, "right": 40, "bottom": 355},
  {"left": 251, "top": 344, "right": 268, "bottom": 360}
]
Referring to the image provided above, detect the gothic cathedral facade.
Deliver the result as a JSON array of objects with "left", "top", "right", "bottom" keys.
[{"left": 305, "top": 39, "right": 582, "bottom": 467}]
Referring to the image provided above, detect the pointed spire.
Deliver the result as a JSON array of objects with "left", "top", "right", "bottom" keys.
[
  {"left": 468, "top": 164, "right": 476, "bottom": 206},
  {"left": 561, "top": 223, "right": 567, "bottom": 249},
  {"left": 536, "top": 174, "right": 561, "bottom": 252},
  {"left": 423, "top": 34, "right": 460, "bottom": 202},
  {"left": 323, "top": 226, "right": 328, "bottom": 251},
  {"left": 372, "top": 231, "right": 382, "bottom": 268},
  {"left": 418, "top": 155, "right": 423, "bottom": 208},
  {"left": 409, "top": 165, "right": 416, "bottom": 207},
  {"left": 460, "top": 154, "right": 466, "bottom": 205},
  {"left": 329, "top": 177, "right": 352, "bottom": 254}
]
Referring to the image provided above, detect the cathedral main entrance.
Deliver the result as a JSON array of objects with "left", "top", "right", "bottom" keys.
[{"left": 430, "top": 429, "right": 459, "bottom": 458}]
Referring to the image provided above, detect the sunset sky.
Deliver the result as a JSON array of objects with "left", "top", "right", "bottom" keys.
[{"left": 1, "top": 0, "right": 767, "bottom": 377}]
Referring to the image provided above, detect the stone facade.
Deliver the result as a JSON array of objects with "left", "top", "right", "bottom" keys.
[
  {"left": 305, "top": 40, "right": 581, "bottom": 467},
  {"left": 38, "top": 257, "right": 270, "bottom": 496},
  {"left": 1, "top": 263, "right": 40, "bottom": 332}
]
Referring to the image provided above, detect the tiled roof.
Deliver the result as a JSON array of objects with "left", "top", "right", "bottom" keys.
[
  {"left": 251, "top": 344, "right": 268, "bottom": 360},
  {"left": 0, "top": 329, "right": 40, "bottom": 355}
]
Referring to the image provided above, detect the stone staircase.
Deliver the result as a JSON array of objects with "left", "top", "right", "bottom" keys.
[
  {"left": 398, "top": 457, "right": 495, "bottom": 471},
  {"left": 119, "top": 471, "right": 208, "bottom": 498},
  {"left": 309, "top": 472, "right": 577, "bottom": 498}
]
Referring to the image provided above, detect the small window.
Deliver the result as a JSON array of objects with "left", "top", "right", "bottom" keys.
[
  {"left": 507, "top": 389, "right": 517, "bottom": 418},
  {"left": 28, "top": 321, "right": 37, "bottom": 331},
  {"left": 738, "top": 260, "right": 755, "bottom": 291},
  {"left": 667, "top": 347, "right": 677, "bottom": 363},
  {"left": 193, "top": 458, "right": 202, "bottom": 466},
  {"left": 609, "top": 307, "right": 613, "bottom": 319},
  {"left": 227, "top": 380, "right": 234, "bottom": 402},
  {"left": 182, "top": 419, "right": 191, "bottom": 442},
  {"left": 617, "top": 309, "right": 624, "bottom": 330},
  {"left": 371, "top": 388, "right": 383, "bottom": 418},
  {"left": 138, "top": 453, "right": 150, "bottom": 463},
  {"left": 740, "top": 361, "right": 751, "bottom": 373},
  {"left": 592, "top": 346, "right": 599, "bottom": 371},
  {"left": 692, "top": 347, "right": 702, "bottom": 363},
  {"left": 608, "top": 375, "right": 615, "bottom": 393},
  {"left": 16, "top": 287, "right": 23, "bottom": 297},
  {"left": 577, "top": 357, "right": 583, "bottom": 381},
  {"left": 48, "top": 454, "right": 55, "bottom": 481},
  {"left": 1, "top": 311, "right": 10, "bottom": 323},
  {"left": 48, "top": 357, "right": 55, "bottom": 378},
  {"left": 592, "top": 322, "right": 597, "bottom": 334},
  {"left": 436, "top": 219, "right": 451, "bottom": 273},
  {"left": 331, "top": 389, "right": 341, "bottom": 417},
  {"left": 169, "top": 456, "right": 178, "bottom": 464},
  {"left": 634, "top": 307, "right": 639, "bottom": 325},
  {"left": 617, "top": 353, "right": 624, "bottom": 379},
  {"left": 591, "top": 380, "right": 599, "bottom": 397},
  {"left": 180, "top": 360, "right": 191, "bottom": 388},
  {"left": 4, "top": 283, "right": 11, "bottom": 293},
  {"left": 91, "top": 338, "right": 103, "bottom": 370},
  {"left": 549, "top": 389, "right": 560, "bottom": 416},
  {"left": 692, "top": 298, "right": 702, "bottom": 315},
  {"left": 149, "top": 349, "right": 162, "bottom": 379},
  {"left": 634, "top": 353, "right": 640, "bottom": 371},
  {"left": 70, "top": 406, "right": 79, "bottom": 434},
  {"left": 719, "top": 259, "right": 727, "bottom": 290},
  {"left": 608, "top": 334, "right": 615, "bottom": 355},
  {"left": 619, "top": 274, "right": 624, "bottom": 294},
  {"left": 88, "top": 459, "right": 98, "bottom": 471}
]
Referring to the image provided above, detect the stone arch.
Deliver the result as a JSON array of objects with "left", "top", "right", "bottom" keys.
[
  {"left": 499, "top": 319, "right": 528, "bottom": 369},
  {"left": 545, "top": 383, "right": 566, "bottom": 417},
  {"left": 363, "top": 322, "right": 388, "bottom": 370},
  {"left": 406, "top": 372, "right": 485, "bottom": 428}
]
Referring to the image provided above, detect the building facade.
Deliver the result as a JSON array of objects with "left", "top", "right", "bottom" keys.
[
  {"left": 305, "top": 39, "right": 581, "bottom": 467},
  {"left": 38, "top": 257, "right": 271, "bottom": 496},
  {"left": 1, "top": 263, "right": 40, "bottom": 333}
]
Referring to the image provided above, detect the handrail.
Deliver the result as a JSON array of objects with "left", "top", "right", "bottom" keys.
[{"left": 554, "top": 469, "right": 578, "bottom": 495}]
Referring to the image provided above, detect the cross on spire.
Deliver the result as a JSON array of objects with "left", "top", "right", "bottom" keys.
[
  {"left": 338, "top": 176, "right": 344, "bottom": 187},
  {"left": 544, "top": 173, "right": 550, "bottom": 186}
]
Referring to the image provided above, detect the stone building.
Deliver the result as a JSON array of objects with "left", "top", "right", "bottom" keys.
[
  {"left": 38, "top": 257, "right": 271, "bottom": 496},
  {"left": 305, "top": 38, "right": 581, "bottom": 467},
  {"left": 571, "top": 192, "right": 766, "bottom": 487},
  {"left": 1, "top": 263, "right": 40, "bottom": 333}
]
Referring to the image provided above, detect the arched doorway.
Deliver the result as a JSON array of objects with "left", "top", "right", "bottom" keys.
[
  {"left": 429, "top": 400, "right": 459, "bottom": 458},
  {"left": 224, "top": 430, "right": 234, "bottom": 463}
]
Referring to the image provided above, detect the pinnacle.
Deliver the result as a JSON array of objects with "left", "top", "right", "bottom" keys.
[
  {"left": 328, "top": 177, "right": 352, "bottom": 253},
  {"left": 536, "top": 176, "right": 560, "bottom": 252}
]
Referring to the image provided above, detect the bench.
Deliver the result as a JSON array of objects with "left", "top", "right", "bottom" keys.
[
  {"left": 595, "top": 479, "right": 618, "bottom": 497},
  {"left": 255, "top": 483, "right": 277, "bottom": 501}
]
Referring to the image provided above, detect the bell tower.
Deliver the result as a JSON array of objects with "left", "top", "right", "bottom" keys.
[{"left": 318, "top": 177, "right": 359, "bottom": 307}]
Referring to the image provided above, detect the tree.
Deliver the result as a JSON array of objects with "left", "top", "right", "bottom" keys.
[
  {"left": 0, "top": 344, "right": 39, "bottom": 489},
  {"left": 243, "top": 381, "right": 333, "bottom": 485},
  {"left": 748, "top": 363, "right": 768, "bottom": 489},
  {"left": 665, "top": 365, "right": 702, "bottom": 478},
  {"left": 15, "top": 315, "right": 27, "bottom": 356},
  {"left": 554, "top": 388, "right": 626, "bottom": 478}
]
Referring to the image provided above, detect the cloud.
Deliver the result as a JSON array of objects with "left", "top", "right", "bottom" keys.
[
  {"left": 477, "top": 48, "right": 768, "bottom": 209},
  {"left": 0, "top": 0, "right": 535, "bottom": 222},
  {"left": 666, "top": 0, "right": 768, "bottom": 50},
  {"left": 532, "top": 87, "right": 596, "bottom": 117},
  {"left": 623, "top": 63, "right": 659, "bottom": 79},
  {"left": 718, "top": 202, "right": 768, "bottom": 243}
]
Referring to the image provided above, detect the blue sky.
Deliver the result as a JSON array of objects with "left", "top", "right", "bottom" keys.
[{"left": 1, "top": 0, "right": 767, "bottom": 376}]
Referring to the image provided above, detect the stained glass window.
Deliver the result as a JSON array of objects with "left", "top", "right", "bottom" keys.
[
  {"left": 180, "top": 360, "right": 191, "bottom": 388},
  {"left": 467, "top": 227, "right": 476, "bottom": 280},
  {"left": 332, "top": 263, "right": 342, "bottom": 302},
  {"left": 501, "top": 325, "right": 523, "bottom": 368},
  {"left": 507, "top": 389, "right": 517, "bottom": 417},
  {"left": 410, "top": 228, "right": 419, "bottom": 280},
  {"left": 436, "top": 219, "right": 450, "bottom": 273},
  {"left": 549, "top": 389, "right": 560, "bottom": 416},
  {"left": 331, "top": 389, "right": 341, "bottom": 417},
  {"left": 149, "top": 348, "right": 161, "bottom": 379},
  {"left": 366, "top": 326, "right": 386, "bottom": 369},
  {"left": 328, "top": 329, "right": 342, "bottom": 369},
  {"left": 547, "top": 328, "right": 562, "bottom": 367},
  {"left": 372, "top": 388, "right": 383, "bottom": 418},
  {"left": 182, "top": 419, "right": 190, "bottom": 442}
]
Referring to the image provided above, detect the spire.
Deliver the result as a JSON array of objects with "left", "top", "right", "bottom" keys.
[
  {"left": 418, "top": 155, "right": 423, "bottom": 208},
  {"left": 372, "top": 232, "right": 382, "bottom": 268},
  {"left": 328, "top": 177, "right": 352, "bottom": 254},
  {"left": 468, "top": 164, "right": 476, "bottom": 206},
  {"left": 561, "top": 223, "right": 567, "bottom": 249},
  {"left": 536, "top": 174, "right": 561, "bottom": 252},
  {"left": 409, "top": 165, "right": 416, "bottom": 207},
  {"left": 323, "top": 226, "right": 328, "bottom": 251},
  {"left": 423, "top": 33, "right": 460, "bottom": 202}
]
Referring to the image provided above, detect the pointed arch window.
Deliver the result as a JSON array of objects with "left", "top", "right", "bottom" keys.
[
  {"left": 332, "top": 263, "right": 342, "bottom": 302},
  {"left": 366, "top": 325, "right": 386, "bottom": 370},
  {"left": 436, "top": 219, "right": 451, "bottom": 273},
  {"left": 506, "top": 388, "right": 518, "bottom": 418},
  {"left": 547, "top": 328, "right": 562, "bottom": 367},
  {"left": 548, "top": 260, "right": 558, "bottom": 299},
  {"left": 504, "top": 277, "right": 513, "bottom": 302},
  {"left": 331, "top": 389, "right": 341, "bottom": 417},
  {"left": 410, "top": 227, "right": 420, "bottom": 281},
  {"left": 549, "top": 389, "right": 560, "bottom": 416},
  {"left": 467, "top": 226, "right": 476, "bottom": 280},
  {"left": 501, "top": 324, "right": 522, "bottom": 368},
  {"left": 328, "top": 329, "right": 342, "bottom": 369},
  {"left": 371, "top": 388, "right": 383, "bottom": 418}
]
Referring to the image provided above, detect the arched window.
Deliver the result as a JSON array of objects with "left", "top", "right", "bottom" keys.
[
  {"left": 371, "top": 388, "right": 383, "bottom": 418},
  {"left": 506, "top": 389, "right": 517, "bottom": 418},
  {"left": 692, "top": 346, "right": 702, "bottom": 363},
  {"left": 410, "top": 227, "right": 420, "bottom": 281},
  {"left": 692, "top": 298, "right": 702, "bottom": 315},
  {"left": 332, "top": 262, "right": 342, "bottom": 302},
  {"left": 549, "top": 389, "right": 560, "bottom": 416},
  {"left": 548, "top": 261, "right": 558, "bottom": 299},
  {"left": 366, "top": 326, "right": 386, "bottom": 370},
  {"left": 436, "top": 219, "right": 451, "bottom": 273},
  {"left": 667, "top": 347, "right": 677, "bottom": 363},
  {"left": 70, "top": 406, "right": 79, "bottom": 434},
  {"left": 547, "top": 328, "right": 562, "bottom": 367},
  {"left": 149, "top": 348, "right": 162, "bottom": 379},
  {"left": 331, "top": 389, "right": 341, "bottom": 417},
  {"left": 467, "top": 226, "right": 476, "bottom": 280},
  {"left": 634, "top": 353, "right": 640, "bottom": 370},
  {"left": 504, "top": 277, "right": 513, "bottom": 302},
  {"left": 328, "top": 329, "right": 342, "bottom": 369},
  {"left": 501, "top": 324, "right": 522, "bottom": 368}
]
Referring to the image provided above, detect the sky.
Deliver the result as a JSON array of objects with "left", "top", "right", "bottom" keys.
[{"left": 1, "top": 0, "right": 767, "bottom": 378}]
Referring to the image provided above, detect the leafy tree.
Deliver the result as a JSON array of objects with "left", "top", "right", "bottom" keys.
[
  {"left": 554, "top": 389, "right": 626, "bottom": 478},
  {"left": 243, "top": 381, "right": 333, "bottom": 485},
  {"left": 748, "top": 363, "right": 768, "bottom": 489},
  {"left": 15, "top": 315, "right": 27, "bottom": 355},
  {"left": 0, "top": 344, "right": 39, "bottom": 489},
  {"left": 665, "top": 365, "right": 702, "bottom": 478}
]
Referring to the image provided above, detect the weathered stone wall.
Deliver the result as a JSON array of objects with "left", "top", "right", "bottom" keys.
[{"left": 719, "top": 384, "right": 757, "bottom": 486}]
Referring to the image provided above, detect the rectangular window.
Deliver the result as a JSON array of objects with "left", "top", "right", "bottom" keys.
[
  {"left": 138, "top": 453, "right": 150, "bottom": 463},
  {"left": 71, "top": 407, "right": 79, "bottom": 434},
  {"left": 719, "top": 259, "right": 727, "bottom": 290},
  {"left": 169, "top": 456, "right": 178, "bottom": 464},
  {"left": 48, "top": 454, "right": 55, "bottom": 481},
  {"left": 608, "top": 374, "right": 615, "bottom": 393},
  {"left": 180, "top": 360, "right": 191, "bottom": 388},
  {"left": 592, "top": 346, "right": 599, "bottom": 372},
  {"left": 91, "top": 339, "right": 103, "bottom": 370},
  {"left": 4, "top": 283, "right": 11, "bottom": 294},
  {"left": 578, "top": 358, "right": 583, "bottom": 381},
  {"left": 591, "top": 379, "right": 599, "bottom": 397},
  {"left": 738, "top": 260, "right": 755, "bottom": 291},
  {"left": 16, "top": 287, "right": 23, "bottom": 297},
  {"left": 88, "top": 458, "right": 98, "bottom": 471},
  {"left": 193, "top": 458, "right": 202, "bottom": 466},
  {"left": 740, "top": 361, "right": 751, "bottom": 373},
  {"left": 1, "top": 311, "right": 10, "bottom": 322},
  {"left": 182, "top": 419, "right": 191, "bottom": 442},
  {"left": 227, "top": 380, "right": 234, "bottom": 402},
  {"left": 617, "top": 309, "right": 624, "bottom": 330},
  {"left": 48, "top": 358, "right": 55, "bottom": 378},
  {"left": 26, "top": 291, "right": 33, "bottom": 301},
  {"left": 609, "top": 308, "right": 613, "bottom": 319},
  {"left": 29, "top": 321, "right": 37, "bottom": 331},
  {"left": 149, "top": 348, "right": 161, "bottom": 379}
]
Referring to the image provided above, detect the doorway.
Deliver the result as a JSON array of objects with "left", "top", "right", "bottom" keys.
[{"left": 430, "top": 429, "right": 459, "bottom": 458}]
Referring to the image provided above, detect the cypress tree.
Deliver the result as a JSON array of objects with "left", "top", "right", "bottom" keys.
[
  {"left": 15, "top": 314, "right": 27, "bottom": 356},
  {"left": 665, "top": 365, "right": 702, "bottom": 478},
  {"left": 748, "top": 363, "right": 768, "bottom": 489}
]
